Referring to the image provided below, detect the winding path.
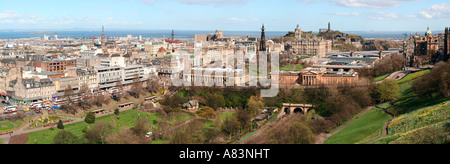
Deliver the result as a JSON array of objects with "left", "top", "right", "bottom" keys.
[{"left": 366, "top": 107, "right": 393, "bottom": 144}]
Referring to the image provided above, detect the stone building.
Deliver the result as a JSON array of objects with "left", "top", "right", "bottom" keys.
[
  {"left": 300, "top": 68, "right": 358, "bottom": 86},
  {"left": 8, "top": 77, "right": 56, "bottom": 103},
  {"left": 0, "top": 67, "right": 21, "bottom": 96},
  {"left": 182, "top": 68, "right": 245, "bottom": 87},
  {"left": 34, "top": 59, "right": 76, "bottom": 73},
  {"left": 66, "top": 67, "right": 98, "bottom": 90},
  {"left": 411, "top": 25, "right": 439, "bottom": 65},
  {"left": 277, "top": 67, "right": 359, "bottom": 86},
  {"left": 286, "top": 25, "right": 332, "bottom": 58}
]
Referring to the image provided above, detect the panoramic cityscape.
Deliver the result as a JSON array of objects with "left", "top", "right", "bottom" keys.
[{"left": 0, "top": 0, "right": 449, "bottom": 151}]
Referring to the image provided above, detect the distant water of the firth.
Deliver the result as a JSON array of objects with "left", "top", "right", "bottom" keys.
[{"left": 0, "top": 30, "right": 436, "bottom": 39}]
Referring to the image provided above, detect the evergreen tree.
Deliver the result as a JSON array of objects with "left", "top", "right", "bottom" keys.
[
  {"left": 85, "top": 112, "right": 96, "bottom": 124},
  {"left": 114, "top": 108, "right": 120, "bottom": 116},
  {"left": 57, "top": 120, "right": 64, "bottom": 129}
]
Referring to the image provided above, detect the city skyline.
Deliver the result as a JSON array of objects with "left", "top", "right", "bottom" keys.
[{"left": 0, "top": 0, "right": 450, "bottom": 32}]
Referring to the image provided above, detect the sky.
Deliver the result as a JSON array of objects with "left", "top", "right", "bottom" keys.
[{"left": 0, "top": 0, "right": 449, "bottom": 32}]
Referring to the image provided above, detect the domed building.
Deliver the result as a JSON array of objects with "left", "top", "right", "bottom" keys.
[
  {"left": 411, "top": 25, "right": 439, "bottom": 65},
  {"left": 80, "top": 45, "right": 88, "bottom": 51}
]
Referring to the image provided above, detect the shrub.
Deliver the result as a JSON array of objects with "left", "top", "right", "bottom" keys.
[
  {"left": 57, "top": 120, "right": 64, "bottom": 129},
  {"left": 85, "top": 112, "right": 96, "bottom": 124}
]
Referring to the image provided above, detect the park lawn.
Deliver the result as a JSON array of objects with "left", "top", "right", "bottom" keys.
[
  {"left": 0, "top": 121, "right": 15, "bottom": 131},
  {"left": 26, "top": 110, "right": 161, "bottom": 144},
  {"left": 397, "top": 69, "right": 430, "bottom": 84},
  {"left": 376, "top": 102, "right": 390, "bottom": 109},
  {"left": 0, "top": 116, "right": 32, "bottom": 131},
  {"left": 220, "top": 112, "right": 234, "bottom": 121},
  {"left": 325, "top": 108, "right": 391, "bottom": 144}
]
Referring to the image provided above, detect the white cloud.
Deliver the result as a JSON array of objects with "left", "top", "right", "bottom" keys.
[
  {"left": 140, "top": 0, "right": 249, "bottom": 6},
  {"left": 419, "top": 3, "right": 450, "bottom": 19},
  {"left": 227, "top": 17, "right": 259, "bottom": 23},
  {"left": 298, "top": 0, "right": 418, "bottom": 9},
  {"left": 331, "top": 0, "right": 418, "bottom": 9},
  {"left": 0, "top": 10, "right": 42, "bottom": 24},
  {"left": 332, "top": 12, "right": 360, "bottom": 16},
  {"left": 0, "top": 10, "right": 20, "bottom": 19},
  {"left": 367, "top": 12, "right": 398, "bottom": 20}
]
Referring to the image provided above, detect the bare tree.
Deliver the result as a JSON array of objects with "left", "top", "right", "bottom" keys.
[{"left": 130, "top": 74, "right": 143, "bottom": 98}]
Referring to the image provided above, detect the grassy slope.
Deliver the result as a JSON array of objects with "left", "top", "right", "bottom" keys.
[
  {"left": 373, "top": 74, "right": 389, "bottom": 82},
  {"left": 324, "top": 108, "right": 390, "bottom": 144},
  {"left": 374, "top": 73, "right": 450, "bottom": 143},
  {"left": 325, "top": 69, "right": 448, "bottom": 144},
  {"left": 397, "top": 69, "right": 430, "bottom": 84}
]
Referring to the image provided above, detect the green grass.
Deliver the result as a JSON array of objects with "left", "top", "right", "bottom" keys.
[
  {"left": 280, "top": 64, "right": 304, "bottom": 71},
  {"left": 0, "top": 117, "right": 32, "bottom": 132},
  {"left": 26, "top": 110, "right": 161, "bottom": 144},
  {"left": 220, "top": 112, "right": 234, "bottom": 121},
  {"left": 397, "top": 69, "right": 430, "bottom": 84},
  {"left": 0, "top": 121, "right": 15, "bottom": 131},
  {"left": 376, "top": 102, "right": 390, "bottom": 109},
  {"left": 391, "top": 80, "right": 449, "bottom": 115},
  {"left": 325, "top": 108, "right": 391, "bottom": 144},
  {"left": 373, "top": 76, "right": 450, "bottom": 144},
  {"left": 373, "top": 74, "right": 389, "bottom": 82}
]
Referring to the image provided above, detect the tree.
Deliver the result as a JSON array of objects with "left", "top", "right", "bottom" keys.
[
  {"left": 84, "top": 121, "right": 114, "bottom": 144},
  {"left": 236, "top": 110, "right": 251, "bottom": 130},
  {"left": 374, "top": 79, "right": 399, "bottom": 102},
  {"left": 114, "top": 108, "right": 120, "bottom": 116},
  {"left": 130, "top": 74, "right": 143, "bottom": 98},
  {"left": 414, "top": 62, "right": 450, "bottom": 98},
  {"left": 198, "top": 106, "right": 216, "bottom": 121},
  {"left": 206, "top": 93, "right": 225, "bottom": 109},
  {"left": 247, "top": 96, "right": 264, "bottom": 116},
  {"left": 64, "top": 85, "right": 75, "bottom": 101},
  {"left": 57, "top": 120, "right": 64, "bottom": 129},
  {"left": 115, "top": 79, "right": 123, "bottom": 101},
  {"left": 221, "top": 114, "right": 240, "bottom": 138},
  {"left": 146, "top": 78, "right": 160, "bottom": 93},
  {"left": 106, "top": 127, "right": 144, "bottom": 144},
  {"left": 62, "top": 85, "right": 77, "bottom": 114},
  {"left": 85, "top": 112, "right": 96, "bottom": 124},
  {"left": 53, "top": 130, "right": 79, "bottom": 144},
  {"left": 78, "top": 84, "right": 90, "bottom": 98},
  {"left": 264, "top": 115, "right": 315, "bottom": 144},
  {"left": 130, "top": 118, "right": 151, "bottom": 137}
]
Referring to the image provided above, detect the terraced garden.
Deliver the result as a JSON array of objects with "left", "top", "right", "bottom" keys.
[{"left": 26, "top": 109, "right": 192, "bottom": 144}]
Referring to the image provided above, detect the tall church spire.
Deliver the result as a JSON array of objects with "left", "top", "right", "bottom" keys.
[
  {"left": 172, "top": 29, "right": 174, "bottom": 41},
  {"left": 259, "top": 24, "right": 266, "bottom": 52},
  {"left": 101, "top": 26, "right": 106, "bottom": 53}
]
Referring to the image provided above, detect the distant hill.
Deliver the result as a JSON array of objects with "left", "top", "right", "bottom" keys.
[{"left": 28, "top": 31, "right": 57, "bottom": 35}]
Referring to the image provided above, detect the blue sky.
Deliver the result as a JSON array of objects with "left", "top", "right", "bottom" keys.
[{"left": 0, "top": 0, "right": 449, "bottom": 32}]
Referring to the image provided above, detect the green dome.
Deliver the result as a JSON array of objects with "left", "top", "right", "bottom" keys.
[
  {"left": 425, "top": 25, "right": 432, "bottom": 35},
  {"left": 80, "top": 45, "right": 87, "bottom": 50}
]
